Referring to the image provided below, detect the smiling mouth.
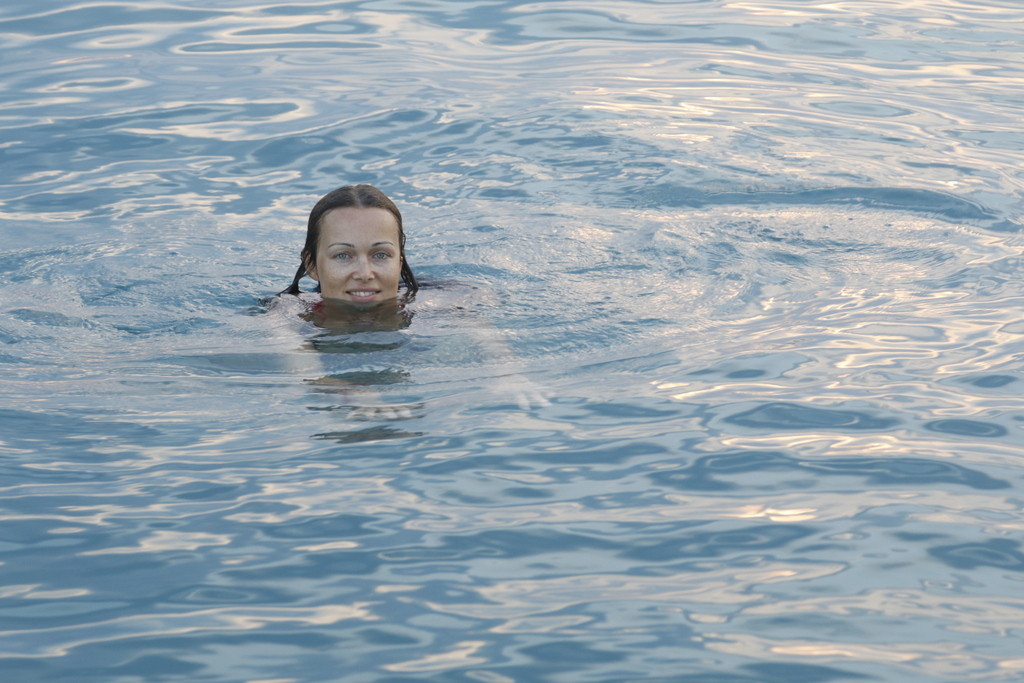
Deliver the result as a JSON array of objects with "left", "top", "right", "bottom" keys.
[{"left": 347, "top": 290, "right": 380, "bottom": 298}]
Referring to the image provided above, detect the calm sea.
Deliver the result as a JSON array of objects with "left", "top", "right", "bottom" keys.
[{"left": 1, "top": 0, "right": 1023, "bottom": 681}]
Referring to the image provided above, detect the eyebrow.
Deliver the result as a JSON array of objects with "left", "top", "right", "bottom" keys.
[{"left": 326, "top": 241, "right": 396, "bottom": 248}]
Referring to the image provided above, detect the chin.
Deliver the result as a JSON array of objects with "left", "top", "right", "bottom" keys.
[{"left": 345, "top": 298, "right": 386, "bottom": 310}]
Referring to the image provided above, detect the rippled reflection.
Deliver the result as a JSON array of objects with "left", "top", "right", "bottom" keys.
[{"left": 2, "top": 0, "right": 1024, "bottom": 680}]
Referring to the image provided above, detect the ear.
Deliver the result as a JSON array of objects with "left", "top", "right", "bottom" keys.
[{"left": 302, "top": 252, "right": 319, "bottom": 282}]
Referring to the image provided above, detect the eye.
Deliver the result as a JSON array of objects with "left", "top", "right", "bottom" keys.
[
  {"left": 332, "top": 252, "right": 351, "bottom": 260},
  {"left": 373, "top": 251, "right": 392, "bottom": 260}
]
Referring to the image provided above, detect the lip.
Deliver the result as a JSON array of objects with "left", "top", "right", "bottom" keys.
[{"left": 345, "top": 289, "right": 381, "bottom": 302}]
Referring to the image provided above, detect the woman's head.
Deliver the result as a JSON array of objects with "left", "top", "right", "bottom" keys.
[{"left": 281, "top": 184, "right": 418, "bottom": 299}]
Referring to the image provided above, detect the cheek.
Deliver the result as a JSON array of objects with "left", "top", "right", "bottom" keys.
[
  {"left": 313, "top": 256, "right": 329, "bottom": 277},
  {"left": 324, "top": 256, "right": 349, "bottom": 272}
]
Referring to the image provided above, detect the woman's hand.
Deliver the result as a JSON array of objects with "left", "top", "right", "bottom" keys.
[
  {"left": 307, "top": 377, "right": 421, "bottom": 420},
  {"left": 494, "top": 373, "right": 552, "bottom": 410},
  {"left": 348, "top": 402, "right": 420, "bottom": 421}
]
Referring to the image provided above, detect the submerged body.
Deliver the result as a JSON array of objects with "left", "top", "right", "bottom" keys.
[{"left": 270, "top": 280, "right": 545, "bottom": 418}]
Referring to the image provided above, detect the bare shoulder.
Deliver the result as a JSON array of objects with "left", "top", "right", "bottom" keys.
[
  {"left": 261, "top": 293, "right": 320, "bottom": 331},
  {"left": 410, "top": 279, "right": 500, "bottom": 312}
]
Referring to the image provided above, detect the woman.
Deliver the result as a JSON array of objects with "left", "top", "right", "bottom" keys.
[{"left": 277, "top": 183, "right": 548, "bottom": 417}]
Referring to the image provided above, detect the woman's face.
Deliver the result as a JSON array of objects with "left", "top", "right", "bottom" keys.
[{"left": 306, "top": 207, "right": 402, "bottom": 306}]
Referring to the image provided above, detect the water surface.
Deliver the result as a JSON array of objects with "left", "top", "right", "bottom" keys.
[{"left": 2, "top": 1, "right": 1023, "bottom": 681}]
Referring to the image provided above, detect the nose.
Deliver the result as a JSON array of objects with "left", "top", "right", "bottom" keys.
[{"left": 353, "top": 256, "right": 374, "bottom": 280}]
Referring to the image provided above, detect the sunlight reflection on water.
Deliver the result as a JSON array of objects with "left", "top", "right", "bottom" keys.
[{"left": 1, "top": 0, "right": 1024, "bottom": 681}]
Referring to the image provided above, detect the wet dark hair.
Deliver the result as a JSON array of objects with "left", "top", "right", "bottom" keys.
[{"left": 280, "top": 184, "right": 418, "bottom": 296}]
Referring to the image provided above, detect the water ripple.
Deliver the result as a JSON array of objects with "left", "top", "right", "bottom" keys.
[{"left": 3, "top": 0, "right": 1024, "bottom": 680}]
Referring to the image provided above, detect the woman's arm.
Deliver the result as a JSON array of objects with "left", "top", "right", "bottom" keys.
[{"left": 266, "top": 294, "right": 420, "bottom": 420}]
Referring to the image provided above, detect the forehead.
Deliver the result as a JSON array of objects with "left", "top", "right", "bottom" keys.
[{"left": 319, "top": 207, "right": 399, "bottom": 242}]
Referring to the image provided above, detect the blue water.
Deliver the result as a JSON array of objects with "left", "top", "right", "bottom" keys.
[{"left": 2, "top": 1, "right": 1023, "bottom": 681}]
